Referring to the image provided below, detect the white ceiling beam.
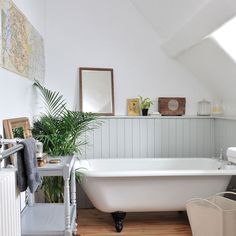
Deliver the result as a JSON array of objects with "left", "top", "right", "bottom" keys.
[{"left": 162, "top": 0, "right": 236, "bottom": 58}]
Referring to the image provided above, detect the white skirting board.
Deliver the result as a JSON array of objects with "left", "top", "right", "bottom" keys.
[{"left": 0, "top": 169, "right": 21, "bottom": 236}]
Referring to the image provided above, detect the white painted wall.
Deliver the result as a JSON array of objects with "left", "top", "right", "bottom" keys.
[
  {"left": 0, "top": 0, "right": 46, "bottom": 134},
  {"left": 45, "top": 0, "right": 214, "bottom": 116}
]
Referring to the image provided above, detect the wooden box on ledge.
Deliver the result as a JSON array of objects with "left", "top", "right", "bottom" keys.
[{"left": 158, "top": 97, "right": 186, "bottom": 116}]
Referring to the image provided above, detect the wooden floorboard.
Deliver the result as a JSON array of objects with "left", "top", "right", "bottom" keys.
[{"left": 77, "top": 209, "right": 192, "bottom": 236}]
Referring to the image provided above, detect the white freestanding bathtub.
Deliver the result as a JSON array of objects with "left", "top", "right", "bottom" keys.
[{"left": 76, "top": 158, "right": 236, "bottom": 232}]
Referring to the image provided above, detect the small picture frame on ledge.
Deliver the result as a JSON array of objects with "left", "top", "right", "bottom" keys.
[{"left": 127, "top": 98, "right": 140, "bottom": 116}]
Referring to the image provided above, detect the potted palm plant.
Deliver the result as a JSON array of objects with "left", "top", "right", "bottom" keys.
[
  {"left": 32, "top": 81, "right": 98, "bottom": 203},
  {"left": 139, "top": 96, "right": 154, "bottom": 116}
]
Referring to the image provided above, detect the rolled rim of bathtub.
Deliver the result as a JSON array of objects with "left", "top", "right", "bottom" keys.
[
  {"left": 76, "top": 158, "right": 236, "bottom": 177},
  {"left": 78, "top": 170, "right": 236, "bottom": 177}
]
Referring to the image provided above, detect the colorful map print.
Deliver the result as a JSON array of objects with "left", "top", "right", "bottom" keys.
[{"left": 0, "top": 0, "right": 45, "bottom": 82}]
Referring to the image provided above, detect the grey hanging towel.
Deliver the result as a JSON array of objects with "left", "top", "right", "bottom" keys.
[{"left": 17, "top": 138, "right": 41, "bottom": 193}]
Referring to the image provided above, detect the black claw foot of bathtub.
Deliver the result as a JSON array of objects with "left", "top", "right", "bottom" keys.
[
  {"left": 111, "top": 211, "right": 126, "bottom": 233},
  {"left": 115, "top": 222, "right": 123, "bottom": 233}
]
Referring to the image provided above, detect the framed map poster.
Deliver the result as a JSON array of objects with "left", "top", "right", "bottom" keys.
[{"left": 0, "top": 0, "right": 45, "bottom": 83}]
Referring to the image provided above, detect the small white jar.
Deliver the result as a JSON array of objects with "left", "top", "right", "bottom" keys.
[{"left": 197, "top": 99, "right": 211, "bottom": 116}]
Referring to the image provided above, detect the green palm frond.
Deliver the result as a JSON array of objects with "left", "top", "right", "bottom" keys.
[{"left": 34, "top": 80, "right": 67, "bottom": 117}]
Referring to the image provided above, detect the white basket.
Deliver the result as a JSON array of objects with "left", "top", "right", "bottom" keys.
[{"left": 186, "top": 192, "right": 236, "bottom": 236}]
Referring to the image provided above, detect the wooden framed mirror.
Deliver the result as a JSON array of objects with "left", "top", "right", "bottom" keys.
[
  {"left": 79, "top": 67, "right": 115, "bottom": 115},
  {"left": 3, "top": 117, "right": 32, "bottom": 139}
]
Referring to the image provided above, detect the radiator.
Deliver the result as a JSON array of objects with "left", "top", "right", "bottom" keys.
[{"left": 0, "top": 170, "right": 21, "bottom": 236}]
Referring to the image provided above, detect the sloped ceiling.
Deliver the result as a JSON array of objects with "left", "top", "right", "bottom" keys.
[
  {"left": 178, "top": 38, "right": 236, "bottom": 115},
  {"left": 131, "top": 0, "right": 236, "bottom": 115},
  {"left": 131, "top": 0, "right": 208, "bottom": 40}
]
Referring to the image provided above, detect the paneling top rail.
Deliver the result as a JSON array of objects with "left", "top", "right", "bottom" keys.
[
  {"left": 98, "top": 115, "right": 214, "bottom": 119},
  {"left": 97, "top": 115, "right": 236, "bottom": 121}
]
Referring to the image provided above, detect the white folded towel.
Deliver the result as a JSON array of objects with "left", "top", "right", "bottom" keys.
[
  {"left": 227, "top": 147, "right": 236, "bottom": 164},
  {"left": 227, "top": 147, "right": 236, "bottom": 158}
]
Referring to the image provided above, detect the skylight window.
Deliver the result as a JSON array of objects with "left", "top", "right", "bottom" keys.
[{"left": 211, "top": 17, "right": 236, "bottom": 61}]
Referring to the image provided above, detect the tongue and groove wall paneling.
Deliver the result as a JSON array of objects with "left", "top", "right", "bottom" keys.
[{"left": 80, "top": 117, "right": 215, "bottom": 160}]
